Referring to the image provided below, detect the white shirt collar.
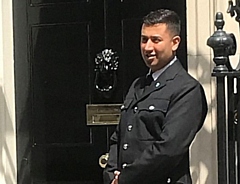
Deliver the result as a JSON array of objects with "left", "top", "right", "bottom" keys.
[{"left": 148, "top": 56, "right": 177, "bottom": 81}]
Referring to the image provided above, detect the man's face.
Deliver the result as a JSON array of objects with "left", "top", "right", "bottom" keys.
[{"left": 140, "top": 23, "right": 180, "bottom": 72}]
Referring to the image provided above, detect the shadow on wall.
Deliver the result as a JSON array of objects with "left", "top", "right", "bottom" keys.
[
  {"left": 0, "top": 85, "right": 16, "bottom": 184},
  {"left": 191, "top": 128, "right": 217, "bottom": 184},
  {"left": 187, "top": 51, "right": 217, "bottom": 184}
]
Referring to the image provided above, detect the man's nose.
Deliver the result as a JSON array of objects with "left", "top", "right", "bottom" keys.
[{"left": 144, "top": 40, "right": 154, "bottom": 51}]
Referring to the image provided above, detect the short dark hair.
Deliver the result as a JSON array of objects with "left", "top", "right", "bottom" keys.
[{"left": 143, "top": 9, "right": 181, "bottom": 36}]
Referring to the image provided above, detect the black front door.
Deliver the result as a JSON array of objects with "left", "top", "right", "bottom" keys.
[{"left": 14, "top": 0, "right": 186, "bottom": 183}]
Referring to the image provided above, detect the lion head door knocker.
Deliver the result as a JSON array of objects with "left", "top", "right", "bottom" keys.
[{"left": 94, "top": 49, "right": 119, "bottom": 98}]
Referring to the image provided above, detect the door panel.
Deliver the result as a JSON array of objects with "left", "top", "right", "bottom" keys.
[
  {"left": 14, "top": 0, "right": 186, "bottom": 183},
  {"left": 32, "top": 23, "right": 90, "bottom": 144}
]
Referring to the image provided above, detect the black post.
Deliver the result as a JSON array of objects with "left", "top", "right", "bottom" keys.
[
  {"left": 227, "top": 76, "right": 236, "bottom": 184},
  {"left": 216, "top": 77, "right": 228, "bottom": 183},
  {"left": 237, "top": 78, "right": 240, "bottom": 183},
  {"left": 207, "top": 11, "right": 238, "bottom": 184}
]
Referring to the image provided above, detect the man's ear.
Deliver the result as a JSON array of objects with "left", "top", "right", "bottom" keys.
[{"left": 172, "top": 36, "right": 181, "bottom": 51}]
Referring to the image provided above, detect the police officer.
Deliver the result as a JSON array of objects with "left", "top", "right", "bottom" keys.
[{"left": 103, "top": 9, "right": 208, "bottom": 184}]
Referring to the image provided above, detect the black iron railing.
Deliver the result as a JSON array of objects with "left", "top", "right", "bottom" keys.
[{"left": 207, "top": 1, "right": 240, "bottom": 183}]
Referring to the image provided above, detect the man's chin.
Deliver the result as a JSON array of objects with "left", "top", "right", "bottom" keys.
[
  {"left": 147, "top": 61, "right": 157, "bottom": 68},
  {"left": 146, "top": 64, "right": 157, "bottom": 72},
  {"left": 144, "top": 59, "right": 155, "bottom": 66}
]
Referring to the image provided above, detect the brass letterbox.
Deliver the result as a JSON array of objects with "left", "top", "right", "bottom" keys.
[{"left": 86, "top": 104, "right": 122, "bottom": 125}]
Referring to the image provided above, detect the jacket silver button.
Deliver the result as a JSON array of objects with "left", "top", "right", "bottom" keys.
[
  {"left": 155, "top": 82, "right": 160, "bottom": 87},
  {"left": 167, "top": 178, "right": 171, "bottom": 183},
  {"left": 134, "top": 106, "right": 138, "bottom": 112},
  {"left": 122, "top": 163, "right": 127, "bottom": 168},
  {"left": 121, "top": 105, "right": 125, "bottom": 110},
  {"left": 127, "top": 125, "right": 133, "bottom": 131},
  {"left": 149, "top": 105, "right": 155, "bottom": 110},
  {"left": 123, "top": 143, "right": 128, "bottom": 150}
]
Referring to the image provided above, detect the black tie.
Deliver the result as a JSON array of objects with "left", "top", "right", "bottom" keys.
[{"left": 144, "top": 74, "right": 153, "bottom": 92}]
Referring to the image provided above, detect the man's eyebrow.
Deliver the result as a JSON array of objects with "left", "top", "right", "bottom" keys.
[
  {"left": 141, "top": 35, "right": 162, "bottom": 40},
  {"left": 141, "top": 35, "right": 161, "bottom": 38},
  {"left": 150, "top": 35, "right": 161, "bottom": 39}
]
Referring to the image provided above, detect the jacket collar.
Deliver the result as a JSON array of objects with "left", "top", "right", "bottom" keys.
[
  {"left": 151, "top": 56, "right": 177, "bottom": 81},
  {"left": 133, "top": 59, "right": 184, "bottom": 103}
]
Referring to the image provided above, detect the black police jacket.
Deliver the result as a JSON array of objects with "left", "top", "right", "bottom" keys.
[{"left": 103, "top": 59, "right": 208, "bottom": 184}]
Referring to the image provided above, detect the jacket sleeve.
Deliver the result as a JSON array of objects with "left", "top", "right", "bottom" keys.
[{"left": 118, "top": 82, "right": 208, "bottom": 184}]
